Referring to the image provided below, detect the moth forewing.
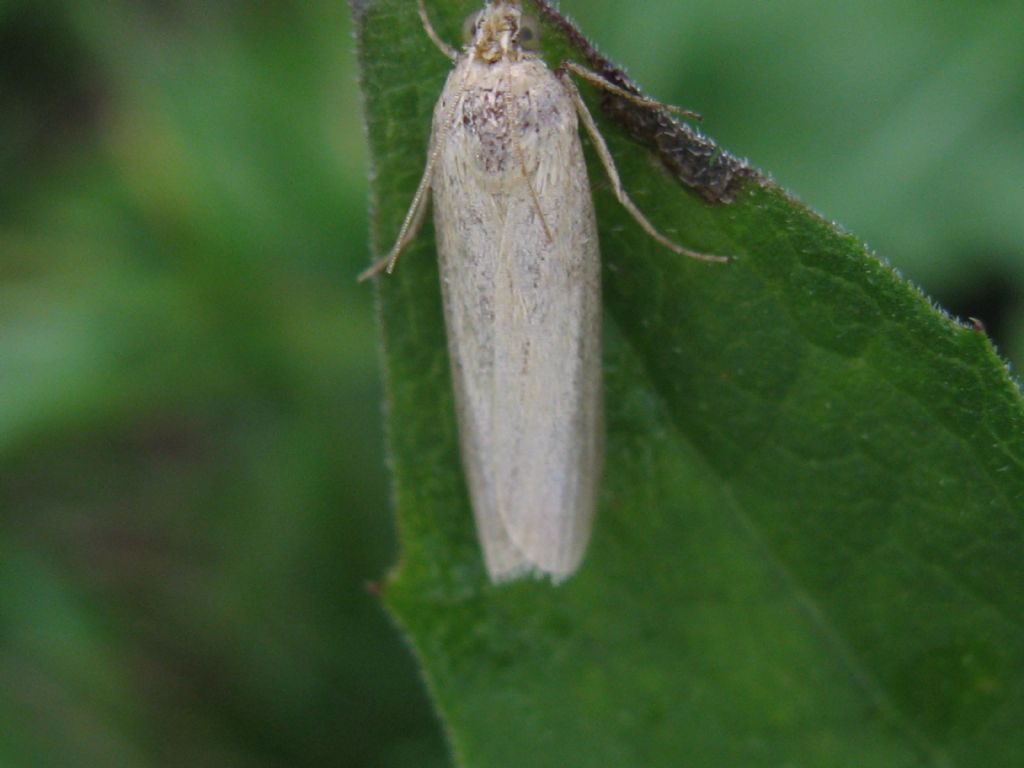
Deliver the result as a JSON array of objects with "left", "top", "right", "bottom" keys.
[{"left": 432, "top": 48, "right": 602, "bottom": 582}]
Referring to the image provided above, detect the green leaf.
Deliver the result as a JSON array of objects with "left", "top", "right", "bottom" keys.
[{"left": 352, "top": 1, "right": 1024, "bottom": 765}]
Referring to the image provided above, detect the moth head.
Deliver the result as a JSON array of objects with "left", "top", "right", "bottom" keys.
[{"left": 468, "top": 1, "right": 541, "bottom": 62}]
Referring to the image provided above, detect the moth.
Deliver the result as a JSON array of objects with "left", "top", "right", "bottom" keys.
[{"left": 361, "top": 0, "right": 725, "bottom": 583}]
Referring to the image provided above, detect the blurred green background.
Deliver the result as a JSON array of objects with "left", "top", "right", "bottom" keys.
[{"left": 1, "top": 0, "right": 1020, "bottom": 766}]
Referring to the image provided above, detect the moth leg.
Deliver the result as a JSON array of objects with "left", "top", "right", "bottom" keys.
[
  {"left": 359, "top": 58, "right": 475, "bottom": 280},
  {"left": 417, "top": 0, "right": 458, "bottom": 61},
  {"left": 558, "top": 71, "right": 728, "bottom": 263},
  {"left": 560, "top": 60, "right": 702, "bottom": 122},
  {"left": 514, "top": 137, "right": 554, "bottom": 244},
  {"left": 357, "top": 171, "right": 433, "bottom": 281}
]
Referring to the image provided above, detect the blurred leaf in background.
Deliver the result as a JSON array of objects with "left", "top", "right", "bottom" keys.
[
  {"left": 0, "top": 1, "right": 444, "bottom": 765},
  {"left": 1, "top": 0, "right": 1021, "bottom": 766}
]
